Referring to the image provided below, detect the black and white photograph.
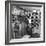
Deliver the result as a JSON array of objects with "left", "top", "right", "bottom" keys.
[{"left": 5, "top": 1, "right": 45, "bottom": 44}]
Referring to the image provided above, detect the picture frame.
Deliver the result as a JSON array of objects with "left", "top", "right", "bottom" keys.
[{"left": 5, "top": 1, "right": 45, "bottom": 45}]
